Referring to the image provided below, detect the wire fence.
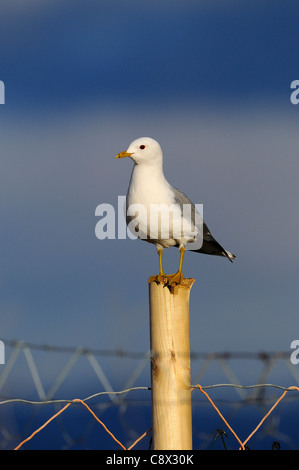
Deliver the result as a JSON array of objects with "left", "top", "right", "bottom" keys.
[{"left": 0, "top": 339, "right": 299, "bottom": 450}]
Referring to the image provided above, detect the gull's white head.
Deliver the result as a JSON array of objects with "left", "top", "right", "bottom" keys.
[{"left": 116, "top": 137, "right": 163, "bottom": 166}]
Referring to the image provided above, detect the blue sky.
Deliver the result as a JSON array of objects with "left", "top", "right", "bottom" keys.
[
  {"left": 1, "top": 0, "right": 299, "bottom": 383},
  {"left": 0, "top": 0, "right": 298, "bottom": 108}
]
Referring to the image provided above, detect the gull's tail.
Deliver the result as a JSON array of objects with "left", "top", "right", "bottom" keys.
[
  {"left": 223, "top": 249, "right": 236, "bottom": 263},
  {"left": 191, "top": 221, "right": 236, "bottom": 262},
  {"left": 193, "top": 242, "right": 236, "bottom": 262}
]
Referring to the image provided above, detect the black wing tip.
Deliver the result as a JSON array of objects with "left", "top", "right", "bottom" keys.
[{"left": 224, "top": 251, "right": 236, "bottom": 262}]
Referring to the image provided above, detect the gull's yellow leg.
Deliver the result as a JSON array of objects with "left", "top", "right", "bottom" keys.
[
  {"left": 158, "top": 248, "right": 164, "bottom": 276},
  {"left": 167, "top": 246, "right": 185, "bottom": 285},
  {"left": 148, "top": 248, "right": 168, "bottom": 284}
]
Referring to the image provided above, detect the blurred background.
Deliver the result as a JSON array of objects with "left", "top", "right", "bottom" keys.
[{"left": 1, "top": 0, "right": 299, "bottom": 450}]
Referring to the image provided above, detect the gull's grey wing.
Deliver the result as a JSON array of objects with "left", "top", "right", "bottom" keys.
[
  {"left": 172, "top": 186, "right": 236, "bottom": 261},
  {"left": 172, "top": 186, "right": 198, "bottom": 229}
]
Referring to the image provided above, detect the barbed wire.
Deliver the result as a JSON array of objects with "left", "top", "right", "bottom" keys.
[
  {"left": 5, "top": 383, "right": 299, "bottom": 450},
  {"left": 1, "top": 339, "right": 299, "bottom": 450},
  {"left": 0, "top": 386, "right": 150, "bottom": 406},
  {"left": 1, "top": 338, "right": 291, "bottom": 360},
  {"left": 0, "top": 382, "right": 298, "bottom": 407}
]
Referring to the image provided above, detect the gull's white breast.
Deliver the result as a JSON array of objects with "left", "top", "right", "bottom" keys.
[{"left": 126, "top": 165, "right": 198, "bottom": 248}]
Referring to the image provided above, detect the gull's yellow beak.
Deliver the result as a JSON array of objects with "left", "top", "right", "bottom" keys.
[{"left": 116, "top": 151, "right": 133, "bottom": 159}]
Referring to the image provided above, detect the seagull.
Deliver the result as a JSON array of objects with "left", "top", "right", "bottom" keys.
[{"left": 116, "top": 137, "right": 236, "bottom": 285}]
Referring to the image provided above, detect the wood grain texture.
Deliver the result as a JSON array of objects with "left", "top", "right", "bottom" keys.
[{"left": 149, "top": 278, "right": 195, "bottom": 450}]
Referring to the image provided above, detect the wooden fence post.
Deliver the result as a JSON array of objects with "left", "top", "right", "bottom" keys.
[{"left": 149, "top": 278, "right": 194, "bottom": 450}]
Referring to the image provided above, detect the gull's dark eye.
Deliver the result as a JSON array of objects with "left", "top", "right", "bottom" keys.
[{"left": 139, "top": 145, "right": 145, "bottom": 150}]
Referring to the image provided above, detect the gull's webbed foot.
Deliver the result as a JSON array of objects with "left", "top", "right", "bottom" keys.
[
  {"left": 148, "top": 271, "right": 184, "bottom": 286},
  {"left": 166, "top": 271, "right": 184, "bottom": 286},
  {"left": 148, "top": 273, "right": 169, "bottom": 284}
]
